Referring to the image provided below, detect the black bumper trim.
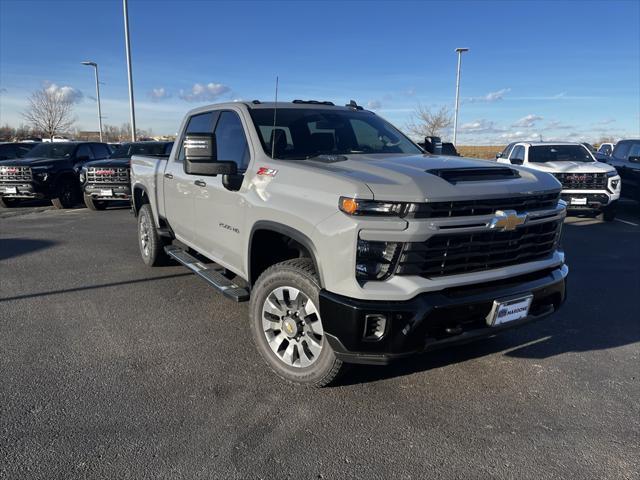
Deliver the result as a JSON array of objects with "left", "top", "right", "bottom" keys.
[{"left": 319, "top": 265, "right": 568, "bottom": 365}]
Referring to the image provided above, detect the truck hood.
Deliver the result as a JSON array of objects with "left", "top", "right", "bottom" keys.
[
  {"left": 84, "top": 158, "right": 130, "bottom": 169},
  {"left": 0, "top": 157, "right": 72, "bottom": 168},
  {"left": 524, "top": 161, "right": 616, "bottom": 174},
  {"left": 300, "top": 154, "right": 561, "bottom": 202}
]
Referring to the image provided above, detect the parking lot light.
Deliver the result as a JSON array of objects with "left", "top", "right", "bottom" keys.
[
  {"left": 452, "top": 47, "right": 469, "bottom": 146},
  {"left": 81, "top": 61, "right": 103, "bottom": 142}
]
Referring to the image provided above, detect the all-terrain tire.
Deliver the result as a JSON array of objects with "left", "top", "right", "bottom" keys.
[
  {"left": 602, "top": 201, "right": 617, "bottom": 222},
  {"left": 249, "top": 258, "right": 345, "bottom": 387},
  {"left": 83, "top": 194, "right": 107, "bottom": 211},
  {"left": 137, "top": 203, "right": 168, "bottom": 266},
  {"left": 51, "top": 178, "right": 79, "bottom": 209}
]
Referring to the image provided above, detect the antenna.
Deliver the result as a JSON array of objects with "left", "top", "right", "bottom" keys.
[{"left": 271, "top": 76, "right": 279, "bottom": 159}]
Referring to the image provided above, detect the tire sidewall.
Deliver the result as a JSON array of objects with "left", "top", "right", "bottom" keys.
[
  {"left": 138, "top": 204, "right": 157, "bottom": 265},
  {"left": 249, "top": 261, "right": 340, "bottom": 386}
]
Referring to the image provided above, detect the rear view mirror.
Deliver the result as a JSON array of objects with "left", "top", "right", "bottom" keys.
[
  {"left": 183, "top": 133, "right": 238, "bottom": 176},
  {"left": 629, "top": 156, "right": 640, "bottom": 164}
]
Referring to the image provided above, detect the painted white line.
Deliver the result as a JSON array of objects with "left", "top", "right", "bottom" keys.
[{"left": 615, "top": 218, "right": 639, "bottom": 227}]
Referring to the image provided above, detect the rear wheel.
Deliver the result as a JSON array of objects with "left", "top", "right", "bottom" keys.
[
  {"left": 137, "top": 203, "right": 168, "bottom": 266},
  {"left": 83, "top": 194, "right": 107, "bottom": 211},
  {"left": 0, "top": 197, "right": 18, "bottom": 208},
  {"left": 51, "top": 178, "right": 79, "bottom": 209},
  {"left": 249, "top": 258, "right": 344, "bottom": 387}
]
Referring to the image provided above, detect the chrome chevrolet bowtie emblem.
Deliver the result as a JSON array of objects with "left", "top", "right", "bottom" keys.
[{"left": 489, "top": 210, "right": 528, "bottom": 231}]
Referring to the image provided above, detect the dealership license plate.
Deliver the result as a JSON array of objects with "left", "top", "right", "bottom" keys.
[
  {"left": 486, "top": 295, "right": 533, "bottom": 326},
  {"left": 4, "top": 186, "right": 17, "bottom": 194},
  {"left": 100, "top": 189, "right": 113, "bottom": 197},
  {"left": 570, "top": 197, "right": 587, "bottom": 206}
]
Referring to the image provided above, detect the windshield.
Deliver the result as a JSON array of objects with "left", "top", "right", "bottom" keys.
[
  {"left": 529, "top": 145, "right": 595, "bottom": 163},
  {"left": 24, "top": 143, "right": 76, "bottom": 159},
  {"left": 110, "top": 142, "right": 171, "bottom": 158},
  {"left": 249, "top": 108, "right": 421, "bottom": 159}
]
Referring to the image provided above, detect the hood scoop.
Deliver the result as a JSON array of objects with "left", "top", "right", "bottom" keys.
[{"left": 426, "top": 167, "right": 520, "bottom": 184}]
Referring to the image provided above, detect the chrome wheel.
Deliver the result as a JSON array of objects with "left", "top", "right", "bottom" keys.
[
  {"left": 139, "top": 214, "right": 151, "bottom": 257},
  {"left": 261, "top": 286, "right": 324, "bottom": 368}
]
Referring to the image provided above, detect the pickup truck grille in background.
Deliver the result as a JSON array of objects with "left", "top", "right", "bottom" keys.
[
  {"left": 86, "top": 167, "right": 129, "bottom": 184},
  {"left": 396, "top": 220, "right": 561, "bottom": 278},
  {"left": 0, "top": 166, "right": 32, "bottom": 182},
  {"left": 407, "top": 192, "right": 559, "bottom": 218},
  {"left": 553, "top": 172, "right": 606, "bottom": 190}
]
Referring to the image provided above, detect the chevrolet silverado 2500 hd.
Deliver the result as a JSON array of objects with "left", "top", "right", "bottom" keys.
[{"left": 130, "top": 100, "right": 568, "bottom": 387}]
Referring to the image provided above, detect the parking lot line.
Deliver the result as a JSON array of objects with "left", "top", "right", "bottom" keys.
[{"left": 615, "top": 218, "right": 639, "bottom": 227}]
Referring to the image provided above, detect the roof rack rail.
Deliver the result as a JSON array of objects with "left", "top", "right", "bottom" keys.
[
  {"left": 345, "top": 100, "right": 363, "bottom": 110},
  {"left": 292, "top": 99, "right": 335, "bottom": 106}
]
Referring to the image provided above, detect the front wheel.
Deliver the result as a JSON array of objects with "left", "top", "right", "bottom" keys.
[
  {"left": 51, "top": 178, "right": 79, "bottom": 209},
  {"left": 602, "top": 202, "right": 617, "bottom": 222},
  {"left": 249, "top": 258, "right": 344, "bottom": 387},
  {"left": 83, "top": 194, "right": 107, "bottom": 211}
]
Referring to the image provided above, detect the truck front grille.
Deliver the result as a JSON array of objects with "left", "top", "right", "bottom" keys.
[
  {"left": 0, "top": 166, "right": 32, "bottom": 183},
  {"left": 86, "top": 167, "right": 129, "bottom": 184},
  {"left": 407, "top": 192, "right": 559, "bottom": 218},
  {"left": 553, "top": 172, "right": 606, "bottom": 190},
  {"left": 396, "top": 220, "right": 561, "bottom": 278}
]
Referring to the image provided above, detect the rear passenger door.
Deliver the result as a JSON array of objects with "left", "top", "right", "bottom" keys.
[{"left": 193, "top": 109, "right": 251, "bottom": 273}]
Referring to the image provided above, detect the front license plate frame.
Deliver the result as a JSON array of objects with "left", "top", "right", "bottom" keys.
[{"left": 486, "top": 294, "right": 534, "bottom": 327}]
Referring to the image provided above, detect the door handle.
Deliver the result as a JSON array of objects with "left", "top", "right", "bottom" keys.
[
  {"left": 164, "top": 173, "right": 173, "bottom": 179},
  {"left": 194, "top": 180, "right": 206, "bottom": 187}
]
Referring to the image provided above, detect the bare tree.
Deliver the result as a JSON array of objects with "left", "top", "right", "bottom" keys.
[
  {"left": 22, "top": 87, "right": 75, "bottom": 140},
  {"left": 405, "top": 104, "right": 453, "bottom": 139}
]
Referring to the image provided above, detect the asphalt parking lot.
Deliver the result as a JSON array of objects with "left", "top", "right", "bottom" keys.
[{"left": 1, "top": 202, "right": 639, "bottom": 479}]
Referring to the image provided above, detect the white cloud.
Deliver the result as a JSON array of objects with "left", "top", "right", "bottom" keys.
[
  {"left": 179, "top": 82, "right": 231, "bottom": 102},
  {"left": 593, "top": 118, "right": 616, "bottom": 126},
  {"left": 499, "top": 130, "right": 540, "bottom": 141},
  {"left": 512, "top": 114, "right": 543, "bottom": 128},
  {"left": 459, "top": 119, "right": 503, "bottom": 133},
  {"left": 545, "top": 120, "right": 573, "bottom": 130},
  {"left": 44, "top": 82, "right": 83, "bottom": 103},
  {"left": 150, "top": 87, "right": 170, "bottom": 101},
  {"left": 467, "top": 88, "right": 511, "bottom": 103},
  {"left": 366, "top": 100, "right": 381, "bottom": 110}
]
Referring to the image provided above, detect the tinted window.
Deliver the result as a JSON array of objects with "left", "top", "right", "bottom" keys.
[
  {"left": 502, "top": 142, "right": 515, "bottom": 158},
  {"left": 598, "top": 144, "right": 612, "bottom": 155},
  {"left": 214, "top": 111, "right": 250, "bottom": 170},
  {"left": 529, "top": 145, "right": 594, "bottom": 163},
  {"left": 249, "top": 108, "right": 421, "bottom": 159},
  {"left": 76, "top": 144, "right": 94, "bottom": 160},
  {"left": 612, "top": 142, "right": 631, "bottom": 159},
  {"left": 0, "top": 144, "right": 17, "bottom": 159},
  {"left": 111, "top": 142, "right": 172, "bottom": 159},
  {"left": 511, "top": 145, "right": 525, "bottom": 161},
  {"left": 628, "top": 142, "right": 640, "bottom": 159},
  {"left": 91, "top": 144, "right": 110, "bottom": 159},
  {"left": 179, "top": 112, "right": 217, "bottom": 161},
  {"left": 24, "top": 143, "right": 76, "bottom": 158}
]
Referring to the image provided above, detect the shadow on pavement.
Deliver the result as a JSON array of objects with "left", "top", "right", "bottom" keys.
[
  {"left": 337, "top": 219, "right": 640, "bottom": 386},
  {"left": 0, "top": 238, "right": 58, "bottom": 261}
]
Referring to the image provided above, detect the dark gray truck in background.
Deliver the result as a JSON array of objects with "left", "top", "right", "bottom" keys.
[{"left": 130, "top": 100, "right": 568, "bottom": 386}]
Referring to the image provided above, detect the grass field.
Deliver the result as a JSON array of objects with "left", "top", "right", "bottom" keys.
[{"left": 456, "top": 145, "right": 504, "bottom": 159}]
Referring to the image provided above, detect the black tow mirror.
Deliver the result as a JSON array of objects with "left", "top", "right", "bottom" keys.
[
  {"left": 511, "top": 158, "right": 523, "bottom": 165},
  {"left": 495, "top": 152, "right": 502, "bottom": 159},
  {"left": 77, "top": 155, "right": 90, "bottom": 162},
  {"left": 629, "top": 156, "right": 640, "bottom": 164},
  {"left": 183, "top": 133, "right": 238, "bottom": 176}
]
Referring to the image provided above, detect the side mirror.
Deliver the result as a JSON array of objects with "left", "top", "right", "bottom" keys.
[
  {"left": 495, "top": 152, "right": 502, "bottom": 159},
  {"left": 629, "top": 156, "right": 640, "bottom": 164},
  {"left": 511, "top": 158, "right": 523, "bottom": 165},
  {"left": 183, "top": 133, "right": 238, "bottom": 176},
  {"left": 77, "top": 155, "right": 90, "bottom": 162}
]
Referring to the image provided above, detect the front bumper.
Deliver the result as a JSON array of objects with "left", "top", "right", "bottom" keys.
[
  {"left": 561, "top": 190, "right": 619, "bottom": 212},
  {"left": 0, "top": 182, "right": 44, "bottom": 199},
  {"left": 320, "top": 264, "right": 568, "bottom": 365},
  {"left": 83, "top": 183, "right": 131, "bottom": 200}
]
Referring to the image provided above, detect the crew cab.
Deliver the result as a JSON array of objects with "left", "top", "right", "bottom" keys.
[
  {"left": 131, "top": 100, "right": 568, "bottom": 387},
  {"left": 607, "top": 139, "right": 640, "bottom": 203},
  {"left": 496, "top": 142, "right": 621, "bottom": 221},
  {"left": 80, "top": 141, "right": 173, "bottom": 210},
  {"left": 0, "top": 141, "right": 110, "bottom": 208}
]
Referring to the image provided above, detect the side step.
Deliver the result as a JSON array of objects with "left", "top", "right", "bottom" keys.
[{"left": 165, "top": 246, "right": 250, "bottom": 302}]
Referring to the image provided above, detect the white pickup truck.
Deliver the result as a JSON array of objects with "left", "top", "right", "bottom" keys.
[{"left": 497, "top": 142, "right": 621, "bottom": 220}]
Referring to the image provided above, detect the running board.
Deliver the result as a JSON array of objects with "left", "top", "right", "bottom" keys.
[{"left": 164, "top": 246, "right": 250, "bottom": 302}]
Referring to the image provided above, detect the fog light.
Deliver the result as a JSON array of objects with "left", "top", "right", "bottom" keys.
[{"left": 363, "top": 314, "right": 387, "bottom": 341}]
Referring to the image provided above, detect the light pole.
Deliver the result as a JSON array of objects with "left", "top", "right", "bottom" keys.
[
  {"left": 123, "top": 0, "right": 136, "bottom": 141},
  {"left": 81, "top": 61, "right": 103, "bottom": 142},
  {"left": 452, "top": 47, "right": 469, "bottom": 146}
]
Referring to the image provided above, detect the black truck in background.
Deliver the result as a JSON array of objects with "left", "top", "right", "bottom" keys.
[
  {"left": 80, "top": 141, "right": 173, "bottom": 210},
  {"left": 0, "top": 142, "right": 110, "bottom": 209}
]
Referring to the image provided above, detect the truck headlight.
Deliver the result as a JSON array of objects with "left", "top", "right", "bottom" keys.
[
  {"left": 79, "top": 171, "right": 86, "bottom": 183},
  {"left": 340, "top": 197, "right": 407, "bottom": 216},
  {"left": 356, "top": 239, "right": 402, "bottom": 281}
]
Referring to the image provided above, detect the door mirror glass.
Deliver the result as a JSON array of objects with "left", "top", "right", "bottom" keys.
[
  {"left": 511, "top": 158, "right": 523, "bottom": 165},
  {"left": 185, "top": 160, "right": 237, "bottom": 176},
  {"left": 183, "top": 133, "right": 238, "bottom": 176},
  {"left": 629, "top": 156, "right": 640, "bottom": 164}
]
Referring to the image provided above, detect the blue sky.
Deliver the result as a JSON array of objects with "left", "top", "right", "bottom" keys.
[{"left": 1, "top": 0, "right": 638, "bottom": 144}]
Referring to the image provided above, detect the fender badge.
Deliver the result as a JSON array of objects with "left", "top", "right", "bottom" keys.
[{"left": 257, "top": 167, "right": 278, "bottom": 177}]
